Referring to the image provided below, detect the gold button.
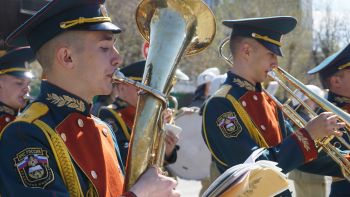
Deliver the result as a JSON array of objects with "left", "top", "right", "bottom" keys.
[
  {"left": 102, "top": 128, "right": 108, "bottom": 137},
  {"left": 253, "top": 95, "right": 258, "bottom": 101},
  {"left": 60, "top": 133, "right": 67, "bottom": 142},
  {"left": 91, "top": 171, "right": 97, "bottom": 179},
  {"left": 241, "top": 101, "right": 247, "bottom": 107},
  {"left": 77, "top": 119, "right": 84, "bottom": 128},
  {"left": 260, "top": 125, "right": 266, "bottom": 130},
  {"left": 5, "top": 117, "right": 10, "bottom": 122}
]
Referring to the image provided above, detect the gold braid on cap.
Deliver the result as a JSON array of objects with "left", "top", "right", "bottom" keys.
[
  {"left": 0, "top": 68, "right": 27, "bottom": 74},
  {"left": 338, "top": 62, "right": 350, "bottom": 70},
  {"left": 251, "top": 33, "right": 282, "bottom": 47},
  {"left": 60, "top": 16, "right": 111, "bottom": 29}
]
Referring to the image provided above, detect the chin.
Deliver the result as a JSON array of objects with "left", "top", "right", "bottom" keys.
[
  {"left": 12, "top": 103, "right": 22, "bottom": 110},
  {"left": 16, "top": 98, "right": 25, "bottom": 106}
]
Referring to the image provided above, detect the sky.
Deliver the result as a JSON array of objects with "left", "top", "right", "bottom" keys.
[
  {"left": 313, "top": 0, "right": 350, "bottom": 12},
  {"left": 313, "top": 0, "right": 350, "bottom": 46},
  {"left": 313, "top": 0, "right": 350, "bottom": 24}
]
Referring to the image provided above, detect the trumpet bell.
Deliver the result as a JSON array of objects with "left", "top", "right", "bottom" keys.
[{"left": 135, "top": 0, "right": 216, "bottom": 55}]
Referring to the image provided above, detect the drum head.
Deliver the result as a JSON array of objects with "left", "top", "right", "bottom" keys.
[{"left": 167, "top": 110, "right": 211, "bottom": 180}]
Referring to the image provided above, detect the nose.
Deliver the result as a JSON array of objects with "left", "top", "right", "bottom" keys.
[
  {"left": 112, "top": 47, "right": 123, "bottom": 68},
  {"left": 23, "top": 80, "right": 31, "bottom": 93}
]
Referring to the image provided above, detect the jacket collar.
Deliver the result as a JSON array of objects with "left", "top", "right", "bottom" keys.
[
  {"left": 328, "top": 91, "right": 350, "bottom": 108},
  {"left": 36, "top": 81, "right": 91, "bottom": 116},
  {"left": 224, "top": 71, "right": 263, "bottom": 92},
  {"left": 0, "top": 101, "right": 16, "bottom": 116}
]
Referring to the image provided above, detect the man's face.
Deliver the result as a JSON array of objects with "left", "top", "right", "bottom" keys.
[
  {"left": 72, "top": 31, "right": 122, "bottom": 97},
  {"left": 115, "top": 83, "right": 138, "bottom": 107},
  {"left": 332, "top": 69, "right": 350, "bottom": 98},
  {"left": 0, "top": 75, "right": 31, "bottom": 109},
  {"left": 247, "top": 40, "right": 278, "bottom": 84}
]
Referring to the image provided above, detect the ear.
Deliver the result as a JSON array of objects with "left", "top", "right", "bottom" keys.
[
  {"left": 56, "top": 47, "right": 74, "bottom": 69},
  {"left": 241, "top": 42, "right": 252, "bottom": 61}
]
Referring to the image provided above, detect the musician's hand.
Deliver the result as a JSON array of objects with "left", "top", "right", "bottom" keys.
[
  {"left": 165, "top": 131, "right": 179, "bottom": 158},
  {"left": 305, "top": 112, "right": 345, "bottom": 140},
  {"left": 129, "top": 167, "right": 180, "bottom": 197},
  {"left": 163, "top": 108, "right": 174, "bottom": 124}
]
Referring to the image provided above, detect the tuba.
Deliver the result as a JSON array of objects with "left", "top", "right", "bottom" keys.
[
  {"left": 219, "top": 37, "right": 350, "bottom": 181},
  {"left": 117, "top": 0, "right": 216, "bottom": 191}
]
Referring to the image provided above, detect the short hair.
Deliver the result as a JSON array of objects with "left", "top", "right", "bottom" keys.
[
  {"left": 36, "top": 31, "right": 85, "bottom": 74},
  {"left": 229, "top": 35, "right": 246, "bottom": 56}
]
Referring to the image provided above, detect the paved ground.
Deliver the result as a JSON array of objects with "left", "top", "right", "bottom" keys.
[{"left": 176, "top": 179, "right": 201, "bottom": 197}]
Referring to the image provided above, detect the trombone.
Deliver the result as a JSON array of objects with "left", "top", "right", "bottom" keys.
[{"left": 219, "top": 37, "right": 350, "bottom": 181}]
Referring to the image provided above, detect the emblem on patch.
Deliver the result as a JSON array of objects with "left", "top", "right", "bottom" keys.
[
  {"left": 216, "top": 112, "right": 242, "bottom": 138},
  {"left": 13, "top": 148, "right": 54, "bottom": 188}
]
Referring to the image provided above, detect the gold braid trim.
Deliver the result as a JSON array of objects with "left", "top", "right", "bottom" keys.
[
  {"left": 86, "top": 182, "right": 98, "bottom": 197},
  {"left": 107, "top": 108, "right": 131, "bottom": 140},
  {"left": 0, "top": 68, "right": 27, "bottom": 74},
  {"left": 251, "top": 33, "right": 282, "bottom": 47},
  {"left": 338, "top": 62, "right": 350, "bottom": 70},
  {"left": 202, "top": 100, "right": 228, "bottom": 167},
  {"left": 226, "top": 94, "right": 269, "bottom": 148},
  {"left": 33, "top": 120, "right": 84, "bottom": 197},
  {"left": 60, "top": 17, "right": 111, "bottom": 29},
  {"left": 202, "top": 90, "right": 269, "bottom": 167}
]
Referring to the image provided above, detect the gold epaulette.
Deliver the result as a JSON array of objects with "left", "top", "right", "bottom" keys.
[
  {"left": 212, "top": 84, "right": 232, "bottom": 98},
  {"left": 15, "top": 102, "right": 49, "bottom": 123}
]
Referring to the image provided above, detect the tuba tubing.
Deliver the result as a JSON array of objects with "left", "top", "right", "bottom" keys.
[{"left": 123, "top": 0, "right": 216, "bottom": 191}]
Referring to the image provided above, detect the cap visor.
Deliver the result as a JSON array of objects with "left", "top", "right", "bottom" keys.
[
  {"left": 259, "top": 41, "right": 283, "bottom": 56},
  {"left": 78, "top": 22, "right": 122, "bottom": 34},
  {"left": 6, "top": 71, "right": 33, "bottom": 79}
]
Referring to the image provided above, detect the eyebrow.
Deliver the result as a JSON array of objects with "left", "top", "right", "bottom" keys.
[{"left": 99, "top": 33, "right": 116, "bottom": 42}]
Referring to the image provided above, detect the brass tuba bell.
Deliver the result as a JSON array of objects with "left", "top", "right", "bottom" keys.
[{"left": 120, "top": 0, "right": 216, "bottom": 191}]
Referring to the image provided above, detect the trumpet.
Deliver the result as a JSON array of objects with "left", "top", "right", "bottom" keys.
[{"left": 219, "top": 37, "right": 350, "bottom": 181}]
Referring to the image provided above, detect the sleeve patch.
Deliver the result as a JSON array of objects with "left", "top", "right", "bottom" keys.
[
  {"left": 216, "top": 112, "right": 242, "bottom": 138},
  {"left": 13, "top": 147, "right": 54, "bottom": 188},
  {"left": 294, "top": 130, "right": 311, "bottom": 151},
  {"left": 292, "top": 128, "right": 318, "bottom": 162}
]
